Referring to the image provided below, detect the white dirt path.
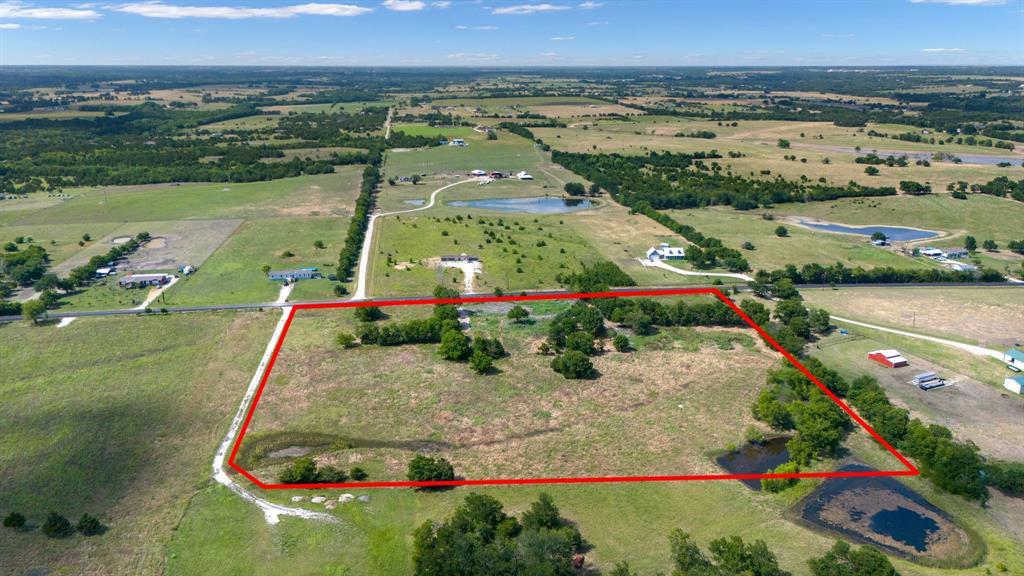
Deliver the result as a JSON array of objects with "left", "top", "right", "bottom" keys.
[
  {"left": 133, "top": 276, "right": 179, "bottom": 310},
  {"left": 640, "top": 258, "right": 754, "bottom": 282},
  {"left": 352, "top": 177, "right": 483, "bottom": 300},
  {"left": 831, "top": 315, "right": 1005, "bottom": 360}
]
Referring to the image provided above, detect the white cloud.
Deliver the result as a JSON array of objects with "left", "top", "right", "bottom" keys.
[
  {"left": 585, "top": 20, "right": 606, "bottom": 25},
  {"left": 0, "top": 2, "right": 100, "bottom": 19},
  {"left": 431, "top": 0, "right": 451, "bottom": 6},
  {"left": 921, "top": 47, "right": 965, "bottom": 52},
  {"left": 383, "top": 0, "right": 424, "bottom": 10},
  {"left": 493, "top": 3, "right": 569, "bottom": 15},
  {"left": 447, "top": 52, "right": 499, "bottom": 61},
  {"left": 0, "top": 21, "right": 21, "bottom": 28},
  {"left": 550, "top": 35, "right": 574, "bottom": 40},
  {"left": 909, "top": 0, "right": 1005, "bottom": 5},
  {"left": 116, "top": 2, "right": 373, "bottom": 19},
  {"left": 577, "top": 1, "right": 602, "bottom": 7},
  {"left": 455, "top": 24, "right": 498, "bottom": 30}
]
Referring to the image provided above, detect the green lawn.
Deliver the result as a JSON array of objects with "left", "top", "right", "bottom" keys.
[
  {"left": 0, "top": 311, "right": 278, "bottom": 575},
  {"left": 384, "top": 132, "right": 543, "bottom": 178},
  {"left": 0, "top": 222, "right": 122, "bottom": 265},
  {"left": 166, "top": 217, "right": 348, "bottom": 306}
]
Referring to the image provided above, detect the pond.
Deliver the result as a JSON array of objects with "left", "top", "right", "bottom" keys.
[
  {"left": 403, "top": 199, "right": 426, "bottom": 206},
  {"left": 797, "top": 463, "right": 972, "bottom": 561},
  {"left": 715, "top": 436, "right": 790, "bottom": 490},
  {"left": 824, "top": 146, "right": 1022, "bottom": 167},
  {"left": 796, "top": 219, "right": 939, "bottom": 241},
  {"left": 447, "top": 196, "right": 595, "bottom": 214}
]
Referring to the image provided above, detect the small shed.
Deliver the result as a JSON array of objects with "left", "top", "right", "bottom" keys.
[
  {"left": 470, "top": 169, "right": 487, "bottom": 177},
  {"left": 1004, "top": 375, "right": 1024, "bottom": 395},
  {"left": 868, "top": 349, "right": 909, "bottom": 368},
  {"left": 1003, "top": 349, "right": 1024, "bottom": 370}
]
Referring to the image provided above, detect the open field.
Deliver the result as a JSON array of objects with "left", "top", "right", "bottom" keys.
[
  {"left": 0, "top": 222, "right": 123, "bottom": 266},
  {"left": 534, "top": 117, "right": 1020, "bottom": 191},
  {"left": 802, "top": 286, "right": 1024, "bottom": 349},
  {"left": 663, "top": 207, "right": 941, "bottom": 272},
  {"left": 165, "top": 217, "right": 348, "bottom": 306},
  {"left": 385, "top": 131, "right": 542, "bottom": 177},
  {"left": 239, "top": 300, "right": 775, "bottom": 482},
  {"left": 9, "top": 169, "right": 364, "bottom": 225},
  {"left": 0, "top": 311, "right": 278, "bottom": 576}
]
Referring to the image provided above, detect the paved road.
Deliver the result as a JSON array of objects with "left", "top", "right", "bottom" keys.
[{"left": 4, "top": 282, "right": 1021, "bottom": 323}]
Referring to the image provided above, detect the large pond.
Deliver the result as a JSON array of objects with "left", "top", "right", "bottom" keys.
[
  {"left": 447, "top": 196, "right": 595, "bottom": 214},
  {"left": 824, "top": 146, "right": 1022, "bottom": 167},
  {"left": 796, "top": 219, "right": 939, "bottom": 241},
  {"left": 715, "top": 436, "right": 791, "bottom": 490},
  {"left": 798, "top": 463, "right": 973, "bottom": 561}
]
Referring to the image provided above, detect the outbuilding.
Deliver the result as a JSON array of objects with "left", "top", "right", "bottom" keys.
[
  {"left": 268, "top": 269, "right": 321, "bottom": 282},
  {"left": 1003, "top": 349, "right": 1024, "bottom": 370},
  {"left": 868, "top": 349, "right": 909, "bottom": 368},
  {"left": 944, "top": 248, "right": 970, "bottom": 259},
  {"left": 470, "top": 169, "right": 487, "bottom": 177},
  {"left": 441, "top": 254, "right": 479, "bottom": 263},
  {"left": 1004, "top": 375, "right": 1024, "bottom": 395}
]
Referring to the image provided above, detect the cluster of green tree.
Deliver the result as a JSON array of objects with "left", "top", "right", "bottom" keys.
[
  {"left": 407, "top": 454, "right": 456, "bottom": 483},
  {"left": 496, "top": 122, "right": 536, "bottom": 141},
  {"left": 554, "top": 260, "right": 636, "bottom": 292},
  {"left": 675, "top": 130, "right": 717, "bottom": 139},
  {"left": 983, "top": 460, "right": 1024, "bottom": 495},
  {"left": 753, "top": 261, "right": 1005, "bottom": 286},
  {"left": 0, "top": 243, "right": 49, "bottom": 286},
  {"left": 753, "top": 358, "right": 854, "bottom": 466},
  {"left": 275, "top": 107, "right": 389, "bottom": 138},
  {"left": 386, "top": 130, "right": 447, "bottom": 148},
  {"left": 554, "top": 149, "right": 898, "bottom": 213},
  {"left": 563, "top": 181, "right": 601, "bottom": 197},
  {"left": 981, "top": 122, "right": 1024, "bottom": 144},
  {"left": 855, "top": 154, "right": 909, "bottom": 167},
  {"left": 542, "top": 302, "right": 608, "bottom": 379},
  {"left": 278, "top": 456, "right": 367, "bottom": 484},
  {"left": 888, "top": 130, "right": 1016, "bottom": 151},
  {"left": 1007, "top": 240, "right": 1024, "bottom": 255},
  {"left": 612, "top": 529, "right": 897, "bottom": 576},
  {"left": 592, "top": 296, "right": 749, "bottom": 334},
  {"left": 393, "top": 111, "right": 471, "bottom": 127},
  {"left": 412, "top": 492, "right": 586, "bottom": 576},
  {"left": 64, "top": 232, "right": 151, "bottom": 289},
  {"left": 974, "top": 176, "right": 1024, "bottom": 203},
  {"left": 336, "top": 163, "right": 383, "bottom": 282},
  {"left": 738, "top": 288, "right": 832, "bottom": 356},
  {"left": 355, "top": 304, "right": 457, "bottom": 346},
  {"left": 843, "top": 373, "right": 991, "bottom": 501},
  {"left": 3, "top": 510, "right": 104, "bottom": 538}
]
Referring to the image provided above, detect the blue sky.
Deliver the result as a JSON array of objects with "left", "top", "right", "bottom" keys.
[{"left": 0, "top": 0, "right": 1022, "bottom": 66}]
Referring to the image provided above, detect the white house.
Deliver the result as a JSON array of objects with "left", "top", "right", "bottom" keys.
[
  {"left": 1004, "top": 375, "right": 1024, "bottom": 395},
  {"left": 118, "top": 273, "right": 172, "bottom": 289},
  {"left": 919, "top": 248, "right": 944, "bottom": 258},
  {"left": 449, "top": 138, "right": 467, "bottom": 147},
  {"left": 516, "top": 171, "right": 534, "bottom": 180},
  {"left": 268, "top": 269, "right": 321, "bottom": 282},
  {"left": 646, "top": 243, "right": 686, "bottom": 261},
  {"left": 1003, "top": 349, "right": 1024, "bottom": 370}
]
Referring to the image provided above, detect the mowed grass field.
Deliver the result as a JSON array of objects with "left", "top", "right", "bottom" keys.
[
  {"left": 239, "top": 301, "right": 774, "bottom": 483},
  {"left": 384, "top": 130, "right": 544, "bottom": 177},
  {"left": 533, "top": 116, "right": 1020, "bottom": 191},
  {"left": 0, "top": 311, "right": 278, "bottom": 576}
]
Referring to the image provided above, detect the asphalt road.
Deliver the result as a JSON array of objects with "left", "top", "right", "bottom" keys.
[{"left": 3, "top": 281, "right": 1021, "bottom": 323}]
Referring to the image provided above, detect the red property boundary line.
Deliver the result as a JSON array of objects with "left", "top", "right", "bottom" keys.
[{"left": 227, "top": 288, "right": 919, "bottom": 489}]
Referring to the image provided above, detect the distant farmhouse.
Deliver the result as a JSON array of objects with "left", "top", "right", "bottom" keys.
[
  {"left": 646, "top": 243, "right": 686, "bottom": 261},
  {"left": 868, "top": 349, "right": 909, "bottom": 368},
  {"left": 441, "top": 254, "right": 479, "bottom": 263},
  {"left": 449, "top": 138, "right": 467, "bottom": 147},
  {"left": 119, "top": 273, "right": 173, "bottom": 289},
  {"left": 516, "top": 171, "right": 534, "bottom": 180},
  {"left": 268, "top": 269, "right": 321, "bottom": 282}
]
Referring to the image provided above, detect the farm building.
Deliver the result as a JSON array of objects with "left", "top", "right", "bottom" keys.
[
  {"left": 516, "top": 171, "right": 534, "bottom": 180},
  {"left": 868, "top": 349, "right": 909, "bottom": 368},
  {"left": 947, "top": 262, "right": 977, "bottom": 272},
  {"left": 1003, "top": 349, "right": 1024, "bottom": 370},
  {"left": 646, "top": 243, "right": 686, "bottom": 261},
  {"left": 489, "top": 171, "right": 505, "bottom": 179},
  {"left": 449, "top": 139, "right": 467, "bottom": 147},
  {"left": 441, "top": 254, "right": 479, "bottom": 263},
  {"left": 919, "top": 248, "right": 944, "bottom": 258},
  {"left": 1004, "top": 376, "right": 1024, "bottom": 395},
  {"left": 94, "top": 267, "right": 115, "bottom": 278},
  {"left": 118, "top": 273, "right": 172, "bottom": 289},
  {"left": 944, "top": 248, "right": 970, "bottom": 259},
  {"left": 268, "top": 269, "right": 321, "bottom": 281}
]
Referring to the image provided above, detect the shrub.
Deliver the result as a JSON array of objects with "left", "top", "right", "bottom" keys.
[
  {"left": 551, "top": 350, "right": 593, "bottom": 379},
  {"left": 761, "top": 461, "right": 800, "bottom": 492},
  {"left": 774, "top": 226, "right": 789, "bottom": 237},
  {"left": 350, "top": 467, "right": 368, "bottom": 481},
  {"left": 612, "top": 334, "right": 630, "bottom": 352},
  {"left": 77, "top": 513, "right": 104, "bottom": 536},
  {"left": 439, "top": 329, "right": 472, "bottom": 361},
  {"left": 507, "top": 305, "right": 529, "bottom": 323},
  {"left": 42, "top": 512, "right": 73, "bottom": 538},
  {"left": 470, "top": 350, "right": 494, "bottom": 374},
  {"left": 565, "top": 331, "right": 597, "bottom": 356},
  {"left": 354, "top": 306, "right": 385, "bottom": 322},
  {"left": 407, "top": 455, "right": 455, "bottom": 483},
  {"left": 3, "top": 512, "right": 26, "bottom": 529},
  {"left": 336, "top": 332, "right": 357, "bottom": 348}
]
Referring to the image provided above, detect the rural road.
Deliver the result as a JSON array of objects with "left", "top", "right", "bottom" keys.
[
  {"left": 352, "top": 177, "right": 482, "bottom": 300},
  {"left": 383, "top": 106, "right": 393, "bottom": 140},
  {"left": 641, "top": 258, "right": 755, "bottom": 282},
  {"left": 831, "top": 315, "right": 1005, "bottom": 360}
]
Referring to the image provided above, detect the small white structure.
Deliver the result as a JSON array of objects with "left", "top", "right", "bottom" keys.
[
  {"left": 469, "top": 169, "right": 487, "bottom": 177},
  {"left": 94, "top": 267, "right": 114, "bottom": 278},
  {"left": 449, "top": 138, "right": 467, "bottom": 147},
  {"left": 268, "top": 269, "right": 321, "bottom": 282},
  {"left": 646, "top": 242, "right": 686, "bottom": 261},
  {"left": 516, "top": 171, "right": 534, "bottom": 180},
  {"left": 919, "top": 247, "right": 944, "bottom": 258},
  {"left": 948, "top": 262, "right": 976, "bottom": 272},
  {"left": 1004, "top": 375, "right": 1024, "bottom": 395},
  {"left": 1003, "top": 349, "right": 1024, "bottom": 370}
]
